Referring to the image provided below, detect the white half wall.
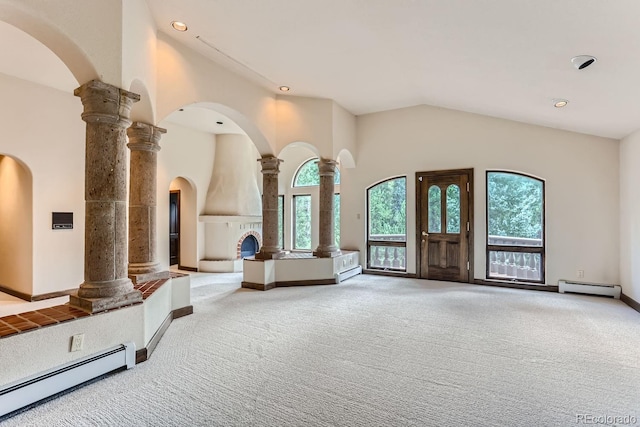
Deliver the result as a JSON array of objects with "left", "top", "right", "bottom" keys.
[{"left": 345, "top": 104, "right": 619, "bottom": 286}]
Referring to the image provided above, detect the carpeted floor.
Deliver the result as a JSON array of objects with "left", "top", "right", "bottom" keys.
[{"left": 4, "top": 273, "right": 640, "bottom": 426}]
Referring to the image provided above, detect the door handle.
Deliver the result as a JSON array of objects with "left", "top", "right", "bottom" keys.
[{"left": 422, "top": 231, "right": 429, "bottom": 237}]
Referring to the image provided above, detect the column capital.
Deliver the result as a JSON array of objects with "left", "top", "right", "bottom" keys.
[
  {"left": 74, "top": 80, "right": 140, "bottom": 127},
  {"left": 127, "top": 122, "right": 166, "bottom": 152},
  {"left": 257, "top": 156, "right": 283, "bottom": 175},
  {"left": 316, "top": 158, "right": 339, "bottom": 176}
]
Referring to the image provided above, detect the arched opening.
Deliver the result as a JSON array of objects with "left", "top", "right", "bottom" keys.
[
  {"left": 160, "top": 103, "right": 266, "bottom": 273},
  {"left": 239, "top": 235, "right": 260, "bottom": 259},
  {"left": 169, "top": 177, "right": 197, "bottom": 270},
  {"left": 0, "top": 18, "right": 85, "bottom": 300},
  {"left": 0, "top": 155, "right": 33, "bottom": 297}
]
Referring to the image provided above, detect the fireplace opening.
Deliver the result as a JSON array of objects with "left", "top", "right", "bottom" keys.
[{"left": 240, "top": 235, "right": 259, "bottom": 259}]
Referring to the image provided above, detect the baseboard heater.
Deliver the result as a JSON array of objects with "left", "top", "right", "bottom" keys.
[
  {"left": 335, "top": 266, "right": 363, "bottom": 283},
  {"left": 558, "top": 280, "right": 621, "bottom": 299},
  {"left": 0, "top": 342, "right": 135, "bottom": 418}
]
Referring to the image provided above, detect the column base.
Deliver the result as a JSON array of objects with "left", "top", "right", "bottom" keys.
[
  {"left": 254, "top": 249, "right": 285, "bottom": 260},
  {"left": 69, "top": 289, "right": 143, "bottom": 313},
  {"left": 313, "top": 247, "right": 342, "bottom": 258},
  {"left": 129, "top": 269, "right": 170, "bottom": 284}
]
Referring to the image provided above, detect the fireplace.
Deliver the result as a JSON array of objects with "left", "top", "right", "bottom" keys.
[{"left": 198, "top": 134, "right": 264, "bottom": 273}]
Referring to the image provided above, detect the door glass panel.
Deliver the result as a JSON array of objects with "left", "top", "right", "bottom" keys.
[
  {"left": 428, "top": 185, "right": 441, "bottom": 233},
  {"left": 446, "top": 184, "right": 460, "bottom": 234}
]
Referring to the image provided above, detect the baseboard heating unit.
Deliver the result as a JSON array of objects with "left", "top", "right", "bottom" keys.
[
  {"left": 558, "top": 280, "right": 621, "bottom": 299},
  {"left": 0, "top": 342, "right": 135, "bottom": 418}
]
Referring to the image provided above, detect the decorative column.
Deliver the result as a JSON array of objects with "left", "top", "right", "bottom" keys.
[
  {"left": 313, "top": 158, "right": 341, "bottom": 258},
  {"left": 70, "top": 80, "right": 143, "bottom": 313},
  {"left": 127, "top": 122, "right": 169, "bottom": 283},
  {"left": 254, "top": 156, "right": 283, "bottom": 260}
]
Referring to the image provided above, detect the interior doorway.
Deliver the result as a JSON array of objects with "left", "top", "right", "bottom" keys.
[
  {"left": 169, "top": 190, "right": 180, "bottom": 266},
  {"left": 416, "top": 168, "right": 473, "bottom": 282}
]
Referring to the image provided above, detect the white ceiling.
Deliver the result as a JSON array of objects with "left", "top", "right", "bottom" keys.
[
  {"left": 147, "top": 0, "right": 640, "bottom": 139},
  {"left": 164, "top": 105, "right": 246, "bottom": 135}
]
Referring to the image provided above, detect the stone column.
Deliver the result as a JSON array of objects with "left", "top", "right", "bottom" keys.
[
  {"left": 313, "top": 158, "right": 341, "bottom": 258},
  {"left": 255, "top": 156, "right": 283, "bottom": 260},
  {"left": 70, "top": 80, "right": 143, "bottom": 313},
  {"left": 127, "top": 122, "right": 169, "bottom": 283}
]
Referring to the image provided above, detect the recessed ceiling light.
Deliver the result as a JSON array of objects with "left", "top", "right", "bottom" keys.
[
  {"left": 216, "top": 121, "right": 223, "bottom": 125},
  {"left": 571, "top": 55, "right": 597, "bottom": 70},
  {"left": 178, "top": 108, "right": 184, "bottom": 111},
  {"left": 553, "top": 99, "right": 569, "bottom": 108},
  {"left": 279, "top": 86, "right": 290, "bottom": 92},
  {"left": 171, "top": 21, "right": 188, "bottom": 32}
]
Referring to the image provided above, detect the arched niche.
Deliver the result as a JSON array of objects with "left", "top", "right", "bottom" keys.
[{"left": 0, "top": 154, "right": 33, "bottom": 297}]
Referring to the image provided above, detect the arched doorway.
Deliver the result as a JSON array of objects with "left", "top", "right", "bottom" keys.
[
  {"left": 169, "top": 177, "right": 197, "bottom": 270},
  {"left": 0, "top": 155, "right": 33, "bottom": 297}
]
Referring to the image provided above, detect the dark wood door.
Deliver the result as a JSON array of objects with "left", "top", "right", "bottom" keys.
[
  {"left": 417, "top": 169, "right": 473, "bottom": 282},
  {"left": 169, "top": 190, "right": 180, "bottom": 266}
]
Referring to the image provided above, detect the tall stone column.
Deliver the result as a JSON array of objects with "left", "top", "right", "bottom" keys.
[
  {"left": 255, "top": 156, "right": 283, "bottom": 260},
  {"left": 127, "top": 122, "right": 169, "bottom": 283},
  {"left": 70, "top": 80, "right": 143, "bottom": 313},
  {"left": 313, "top": 158, "right": 341, "bottom": 258}
]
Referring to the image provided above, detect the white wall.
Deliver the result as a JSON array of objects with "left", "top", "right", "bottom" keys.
[
  {"left": 620, "top": 130, "right": 640, "bottom": 301},
  {"left": 156, "top": 34, "right": 276, "bottom": 156},
  {"left": 0, "top": 73, "right": 84, "bottom": 296},
  {"left": 345, "top": 104, "right": 619, "bottom": 286},
  {"left": 0, "top": 155, "right": 33, "bottom": 295},
  {"left": 158, "top": 122, "right": 215, "bottom": 270}
]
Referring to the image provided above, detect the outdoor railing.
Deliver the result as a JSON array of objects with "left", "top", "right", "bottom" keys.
[
  {"left": 368, "top": 234, "right": 406, "bottom": 270},
  {"left": 488, "top": 235, "right": 542, "bottom": 281}
]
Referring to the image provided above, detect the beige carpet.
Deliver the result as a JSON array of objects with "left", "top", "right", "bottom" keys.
[{"left": 4, "top": 273, "right": 640, "bottom": 426}]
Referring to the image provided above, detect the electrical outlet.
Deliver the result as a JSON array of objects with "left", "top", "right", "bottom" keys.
[
  {"left": 70, "top": 334, "right": 84, "bottom": 352},
  {"left": 577, "top": 270, "right": 585, "bottom": 279}
]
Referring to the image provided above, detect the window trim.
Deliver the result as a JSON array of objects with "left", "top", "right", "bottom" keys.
[
  {"left": 292, "top": 194, "right": 312, "bottom": 250},
  {"left": 278, "top": 195, "right": 284, "bottom": 249},
  {"left": 485, "top": 170, "right": 545, "bottom": 284},
  {"left": 292, "top": 157, "right": 341, "bottom": 187},
  {"left": 366, "top": 176, "right": 407, "bottom": 272}
]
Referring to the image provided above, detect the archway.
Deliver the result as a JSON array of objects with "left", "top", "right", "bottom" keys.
[
  {"left": 169, "top": 177, "right": 197, "bottom": 270},
  {"left": 0, "top": 155, "right": 33, "bottom": 298}
]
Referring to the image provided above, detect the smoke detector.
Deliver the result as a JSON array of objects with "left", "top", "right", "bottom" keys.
[{"left": 571, "top": 55, "right": 597, "bottom": 70}]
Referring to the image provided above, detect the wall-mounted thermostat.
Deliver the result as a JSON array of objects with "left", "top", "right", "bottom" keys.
[{"left": 52, "top": 212, "right": 73, "bottom": 229}]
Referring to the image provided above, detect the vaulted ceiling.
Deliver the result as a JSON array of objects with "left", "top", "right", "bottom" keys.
[{"left": 147, "top": 0, "right": 640, "bottom": 139}]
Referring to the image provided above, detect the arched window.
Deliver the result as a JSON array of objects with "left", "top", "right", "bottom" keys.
[
  {"left": 293, "top": 158, "right": 340, "bottom": 187},
  {"left": 486, "top": 171, "right": 545, "bottom": 283},
  {"left": 291, "top": 158, "right": 340, "bottom": 249},
  {"left": 367, "top": 176, "right": 407, "bottom": 271}
]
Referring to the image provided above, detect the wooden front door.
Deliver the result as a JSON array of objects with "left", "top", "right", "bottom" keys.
[
  {"left": 169, "top": 190, "right": 180, "bottom": 266},
  {"left": 417, "top": 169, "right": 473, "bottom": 282}
]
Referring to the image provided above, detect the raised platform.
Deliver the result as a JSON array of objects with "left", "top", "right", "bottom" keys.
[
  {"left": 241, "top": 251, "right": 362, "bottom": 291},
  {"left": 0, "top": 272, "right": 192, "bottom": 388}
]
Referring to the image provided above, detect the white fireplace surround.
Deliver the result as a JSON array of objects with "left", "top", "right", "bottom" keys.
[{"left": 199, "top": 215, "right": 263, "bottom": 272}]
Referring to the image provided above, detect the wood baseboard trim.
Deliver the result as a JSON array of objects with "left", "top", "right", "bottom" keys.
[
  {"left": 621, "top": 293, "right": 640, "bottom": 314},
  {"left": 0, "top": 284, "right": 78, "bottom": 302},
  {"left": 276, "top": 279, "right": 336, "bottom": 287},
  {"left": 178, "top": 265, "right": 198, "bottom": 272},
  {"left": 136, "top": 305, "right": 195, "bottom": 364},
  {"left": 0, "top": 285, "right": 31, "bottom": 301},
  {"left": 173, "top": 305, "right": 194, "bottom": 319},
  {"left": 241, "top": 281, "right": 276, "bottom": 291},
  {"left": 363, "top": 269, "right": 416, "bottom": 278},
  {"left": 31, "top": 288, "right": 77, "bottom": 301},
  {"left": 473, "top": 279, "right": 558, "bottom": 292}
]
